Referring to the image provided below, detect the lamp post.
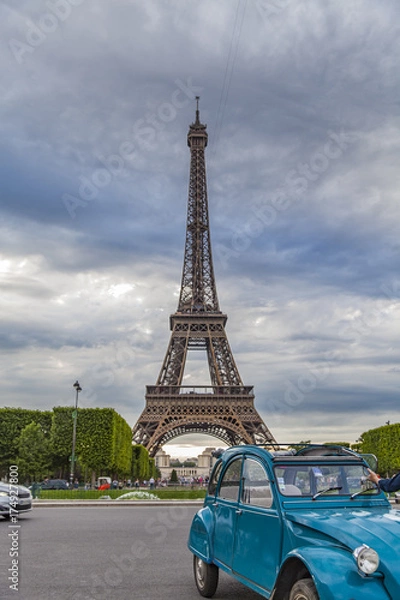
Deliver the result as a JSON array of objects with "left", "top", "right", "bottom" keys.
[{"left": 70, "top": 380, "right": 82, "bottom": 486}]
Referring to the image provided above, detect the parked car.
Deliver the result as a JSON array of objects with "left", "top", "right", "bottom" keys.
[
  {"left": 188, "top": 444, "right": 400, "bottom": 599},
  {"left": 0, "top": 482, "right": 32, "bottom": 519},
  {"left": 39, "top": 479, "right": 69, "bottom": 490}
]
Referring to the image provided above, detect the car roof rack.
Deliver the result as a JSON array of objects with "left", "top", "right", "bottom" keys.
[{"left": 224, "top": 443, "right": 361, "bottom": 459}]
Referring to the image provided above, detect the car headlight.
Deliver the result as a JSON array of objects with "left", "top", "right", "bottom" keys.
[
  {"left": 353, "top": 544, "right": 380, "bottom": 574},
  {"left": 0, "top": 491, "right": 8, "bottom": 497}
]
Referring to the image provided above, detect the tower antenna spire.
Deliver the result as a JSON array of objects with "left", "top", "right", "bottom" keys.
[{"left": 195, "top": 95, "right": 200, "bottom": 124}]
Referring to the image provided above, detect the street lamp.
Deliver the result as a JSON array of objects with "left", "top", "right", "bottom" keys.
[{"left": 70, "top": 380, "right": 82, "bottom": 486}]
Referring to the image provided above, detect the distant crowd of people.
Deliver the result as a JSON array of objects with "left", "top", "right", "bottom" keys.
[{"left": 99, "top": 475, "right": 210, "bottom": 490}]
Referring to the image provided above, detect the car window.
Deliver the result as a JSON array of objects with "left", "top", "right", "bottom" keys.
[
  {"left": 241, "top": 458, "right": 272, "bottom": 508},
  {"left": 274, "top": 463, "right": 377, "bottom": 497},
  {"left": 292, "top": 469, "right": 311, "bottom": 494},
  {"left": 208, "top": 460, "right": 222, "bottom": 496},
  {"left": 217, "top": 457, "right": 242, "bottom": 502}
]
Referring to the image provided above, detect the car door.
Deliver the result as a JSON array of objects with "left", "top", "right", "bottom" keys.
[
  {"left": 232, "top": 456, "right": 282, "bottom": 594},
  {"left": 212, "top": 456, "right": 243, "bottom": 569}
]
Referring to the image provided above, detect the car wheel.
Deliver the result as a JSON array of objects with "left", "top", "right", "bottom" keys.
[
  {"left": 193, "top": 555, "right": 219, "bottom": 598},
  {"left": 289, "top": 578, "right": 319, "bottom": 600}
]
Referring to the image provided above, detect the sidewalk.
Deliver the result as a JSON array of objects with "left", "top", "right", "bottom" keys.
[{"left": 32, "top": 498, "right": 397, "bottom": 507}]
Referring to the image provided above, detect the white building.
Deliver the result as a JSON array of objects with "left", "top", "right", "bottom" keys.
[{"left": 155, "top": 447, "right": 218, "bottom": 482}]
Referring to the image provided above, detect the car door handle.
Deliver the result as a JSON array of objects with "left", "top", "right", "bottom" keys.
[{"left": 236, "top": 509, "right": 242, "bottom": 515}]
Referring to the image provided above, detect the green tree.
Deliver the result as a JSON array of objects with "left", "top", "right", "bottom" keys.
[
  {"left": 132, "top": 444, "right": 150, "bottom": 480},
  {"left": 360, "top": 423, "right": 400, "bottom": 476},
  {"left": 18, "top": 422, "right": 51, "bottom": 483},
  {"left": 170, "top": 469, "right": 179, "bottom": 484},
  {"left": 323, "top": 441, "right": 350, "bottom": 448},
  {"left": 149, "top": 457, "right": 157, "bottom": 479},
  {"left": 0, "top": 408, "right": 52, "bottom": 478}
]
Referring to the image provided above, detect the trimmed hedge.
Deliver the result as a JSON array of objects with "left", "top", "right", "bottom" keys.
[
  {"left": 0, "top": 408, "right": 52, "bottom": 477},
  {"left": 0, "top": 406, "right": 139, "bottom": 482},
  {"left": 37, "top": 488, "right": 207, "bottom": 500},
  {"left": 360, "top": 423, "right": 400, "bottom": 476},
  {"left": 51, "top": 407, "right": 132, "bottom": 477}
]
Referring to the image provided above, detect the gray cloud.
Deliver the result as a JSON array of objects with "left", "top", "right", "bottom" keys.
[{"left": 1, "top": 0, "right": 400, "bottom": 453}]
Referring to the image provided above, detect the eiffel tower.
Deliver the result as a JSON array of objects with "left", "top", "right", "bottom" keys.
[{"left": 132, "top": 99, "right": 276, "bottom": 456}]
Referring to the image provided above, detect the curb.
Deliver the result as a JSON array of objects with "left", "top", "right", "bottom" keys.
[{"left": 32, "top": 500, "right": 204, "bottom": 507}]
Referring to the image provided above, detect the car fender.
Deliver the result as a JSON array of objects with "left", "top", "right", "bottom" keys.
[
  {"left": 284, "top": 546, "right": 390, "bottom": 600},
  {"left": 187, "top": 506, "right": 215, "bottom": 563}
]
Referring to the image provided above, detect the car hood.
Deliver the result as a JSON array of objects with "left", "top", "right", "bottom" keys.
[{"left": 285, "top": 505, "right": 400, "bottom": 575}]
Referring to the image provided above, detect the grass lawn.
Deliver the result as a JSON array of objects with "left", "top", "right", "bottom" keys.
[{"left": 36, "top": 487, "right": 207, "bottom": 500}]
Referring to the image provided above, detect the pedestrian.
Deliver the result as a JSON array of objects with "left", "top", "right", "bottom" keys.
[
  {"left": 368, "top": 469, "right": 400, "bottom": 493},
  {"left": 31, "top": 481, "right": 40, "bottom": 499}
]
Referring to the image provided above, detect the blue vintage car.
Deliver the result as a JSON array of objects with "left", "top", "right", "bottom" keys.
[{"left": 188, "top": 444, "right": 400, "bottom": 599}]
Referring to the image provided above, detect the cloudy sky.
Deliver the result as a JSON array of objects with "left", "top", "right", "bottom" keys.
[{"left": 1, "top": 0, "right": 400, "bottom": 457}]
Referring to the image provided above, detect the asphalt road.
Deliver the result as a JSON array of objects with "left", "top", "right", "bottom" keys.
[{"left": 0, "top": 506, "right": 263, "bottom": 600}]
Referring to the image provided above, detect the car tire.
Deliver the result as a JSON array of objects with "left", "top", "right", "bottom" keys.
[
  {"left": 193, "top": 555, "right": 219, "bottom": 598},
  {"left": 289, "top": 578, "right": 319, "bottom": 600}
]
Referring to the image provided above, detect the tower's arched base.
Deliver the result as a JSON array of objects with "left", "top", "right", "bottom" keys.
[{"left": 132, "top": 386, "right": 276, "bottom": 457}]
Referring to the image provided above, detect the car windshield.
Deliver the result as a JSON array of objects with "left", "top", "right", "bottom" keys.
[{"left": 274, "top": 463, "right": 378, "bottom": 498}]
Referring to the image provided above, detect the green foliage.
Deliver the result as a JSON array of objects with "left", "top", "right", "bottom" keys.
[
  {"left": 170, "top": 468, "right": 179, "bottom": 483},
  {"left": 51, "top": 407, "right": 132, "bottom": 477},
  {"left": 0, "top": 408, "right": 52, "bottom": 478},
  {"left": 0, "top": 406, "right": 133, "bottom": 482},
  {"left": 110, "top": 411, "right": 132, "bottom": 476},
  {"left": 323, "top": 441, "right": 351, "bottom": 448},
  {"left": 50, "top": 407, "right": 74, "bottom": 470},
  {"left": 18, "top": 422, "right": 52, "bottom": 483},
  {"left": 148, "top": 457, "right": 157, "bottom": 479},
  {"left": 38, "top": 487, "right": 207, "bottom": 500},
  {"left": 132, "top": 444, "right": 150, "bottom": 480},
  {"left": 360, "top": 423, "right": 400, "bottom": 476}
]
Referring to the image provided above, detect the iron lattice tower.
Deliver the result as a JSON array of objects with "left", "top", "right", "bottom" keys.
[{"left": 132, "top": 99, "right": 276, "bottom": 456}]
